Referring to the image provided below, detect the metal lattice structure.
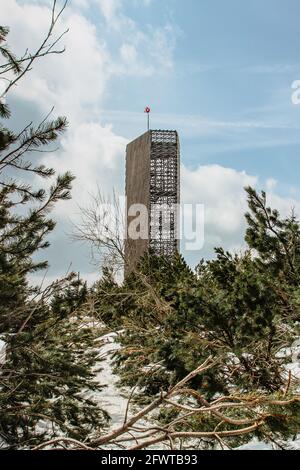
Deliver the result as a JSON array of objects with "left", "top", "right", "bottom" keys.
[
  {"left": 125, "top": 129, "right": 180, "bottom": 273},
  {"left": 149, "top": 130, "right": 180, "bottom": 256}
]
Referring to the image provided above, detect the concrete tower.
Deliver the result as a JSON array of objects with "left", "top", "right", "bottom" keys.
[{"left": 125, "top": 130, "right": 180, "bottom": 273}]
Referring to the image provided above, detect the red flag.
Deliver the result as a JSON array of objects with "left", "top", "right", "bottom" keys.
[{"left": 144, "top": 107, "right": 151, "bottom": 113}]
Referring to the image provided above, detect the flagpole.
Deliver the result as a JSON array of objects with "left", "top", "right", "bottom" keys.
[{"left": 145, "top": 107, "right": 151, "bottom": 132}]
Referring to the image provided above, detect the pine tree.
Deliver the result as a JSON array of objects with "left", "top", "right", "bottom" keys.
[
  {"left": 0, "top": 14, "right": 108, "bottom": 449},
  {"left": 94, "top": 189, "right": 300, "bottom": 445},
  {"left": 245, "top": 186, "right": 300, "bottom": 284}
]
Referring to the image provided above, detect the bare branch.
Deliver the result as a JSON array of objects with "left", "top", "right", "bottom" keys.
[{"left": 0, "top": 0, "right": 69, "bottom": 98}]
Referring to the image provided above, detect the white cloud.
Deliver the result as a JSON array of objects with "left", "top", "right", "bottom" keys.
[
  {"left": 95, "top": 0, "right": 178, "bottom": 76},
  {"left": 181, "top": 164, "right": 300, "bottom": 265},
  {"left": 120, "top": 43, "right": 138, "bottom": 64},
  {"left": 2, "top": 0, "right": 178, "bottom": 116},
  {"left": 2, "top": 0, "right": 300, "bottom": 276},
  {"left": 2, "top": 2, "right": 109, "bottom": 122},
  {"left": 1, "top": 0, "right": 129, "bottom": 277},
  {"left": 267, "top": 191, "right": 300, "bottom": 219},
  {"left": 266, "top": 178, "right": 278, "bottom": 191},
  {"left": 96, "top": 0, "right": 122, "bottom": 24},
  {"left": 0, "top": 0, "right": 179, "bottom": 213},
  {"left": 48, "top": 122, "right": 127, "bottom": 214},
  {"left": 182, "top": 164, "right": 257, "bottom": 253},
  {"left": 1, "top": 1, "right": 127, "bottom": 197},
  {"left": 150, "top": 25, "right": 176, "bottom": 70}
]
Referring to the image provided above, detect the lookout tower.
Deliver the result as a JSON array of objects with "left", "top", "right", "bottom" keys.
[{"left": 125, "top": 130, "right": 180, "bottom": 272}]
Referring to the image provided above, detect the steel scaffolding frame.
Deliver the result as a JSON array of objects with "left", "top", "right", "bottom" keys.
[{"left": 149, "top": 130, "right": 179, "bottom": 256}]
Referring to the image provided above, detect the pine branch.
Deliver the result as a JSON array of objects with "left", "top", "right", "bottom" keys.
[
  {"left": 0, "top": 1, "right": 69, "bottom": 98},
  {"left": 0, "top": 27, "right": 9, "bottom": 44},
  {"left": 0, "top": 46, "right": 22, "bottom": 74},
  {"left": 0, "top": 116, "right": 68, "bottom": 172}
]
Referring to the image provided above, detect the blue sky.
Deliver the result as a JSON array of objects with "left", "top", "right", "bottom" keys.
[
  {"left": 2, "top": 0, "right": 300, "bottom": 280},
  {"left": 102, "top": 0, "right": 300, "bottom": 193}
]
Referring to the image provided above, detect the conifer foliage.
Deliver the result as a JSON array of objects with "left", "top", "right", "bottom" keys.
[
  {"left": 0, "top": 7, "right": 108, "bottom": 449},
  {"left": 0, "top": 2, "right": 299, "bottom": 451},
  {"left": 91, "top": 189, "right": 300, "bottom": 447}
]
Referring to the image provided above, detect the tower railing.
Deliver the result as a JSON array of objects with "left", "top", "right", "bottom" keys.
[{"left": 149, "top": 130, "right": 179, "bottom": 256}]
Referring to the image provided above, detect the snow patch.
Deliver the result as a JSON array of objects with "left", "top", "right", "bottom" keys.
[
  {"left": 94, "top": 333, "right": 128, "bottom": 426},
  {"left": 0, "top": 339, "right": 6, "bottom": 365}
]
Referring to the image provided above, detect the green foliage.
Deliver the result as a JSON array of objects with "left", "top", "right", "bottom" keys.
[
  {"left": 1, "top": 15, "right": 299, "bottom": 450},
  {"left": 0, "top": 276, "right": 108, "bottom": 448},
  {"left": 245, "top": 186, "right": 300, "bottom": 284},
  {"left": 91, "top": 188, "right": 300, "bottom": 446},
  {"left": 0, "top": 24, "right": 108, "bottom": 449}
]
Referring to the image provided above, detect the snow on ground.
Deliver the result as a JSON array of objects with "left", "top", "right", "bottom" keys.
[
  {"left": 2, "top": 332, "right": 298, "bottom": 450},
  {"left": 94, "top": 333, "right": 128, "bottom": 426},
  {"left": 0, "top": 338, "right": 6, "bottom": 364},
  {"left": 94, "top": 334, "right": 300, "bottom": 450},
  {"left": 285, "top": 338, "right": 300, "bottom": 380},
  {"left": 238, "top": 439, "right": 273, "bottom": 450},
  {"left": 239, "top": 437, "right": 300, "bottom": 451},
  {"left": 1, "top": 329, "right": 296, "bottom": 450}
]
